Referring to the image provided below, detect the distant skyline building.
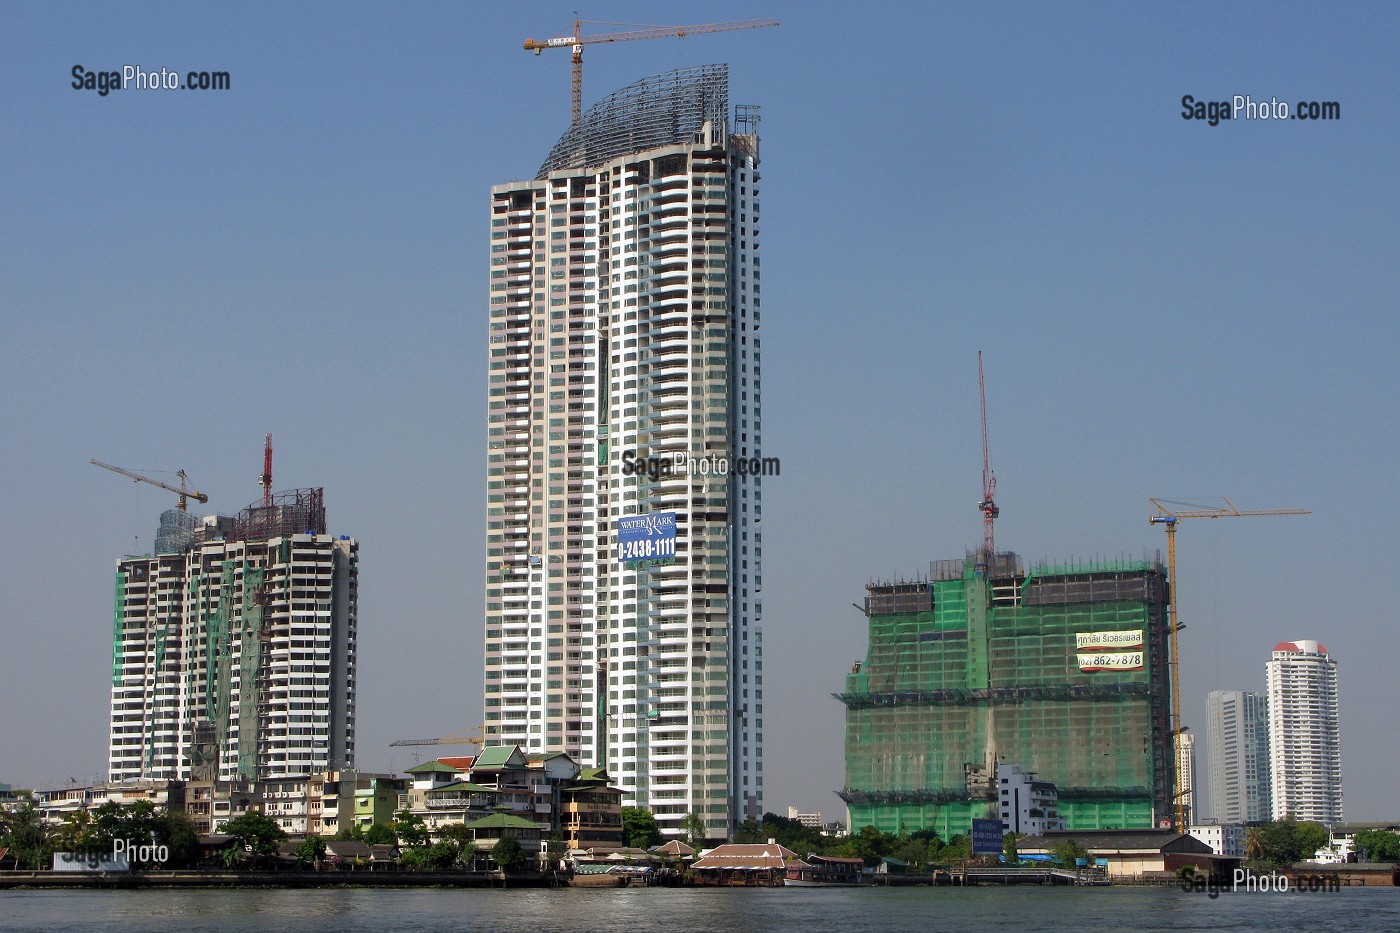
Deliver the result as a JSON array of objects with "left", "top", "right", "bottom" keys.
[
  {"left": 1175, "top": 732, "right": 1196, "bottom": 824},
  {"left": 483, "top": 64, "right": 765, "bottom": 837},
  {"left": 1205, "top": 689, "right": 1272, "bottom": 824},
  {"left": 1266, "top": 640, "right": 1342, "bottom": 824},
  {"left": 108, "top": 490, "right": 357, "bottom": 783}
]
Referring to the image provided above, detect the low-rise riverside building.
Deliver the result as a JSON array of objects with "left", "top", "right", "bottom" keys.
[
  {"left": 1017, "top": 829, "right": 1233, "bottom": 880},
  {"left": 689, "top": 843, "right": 809, "bottom": 886}
]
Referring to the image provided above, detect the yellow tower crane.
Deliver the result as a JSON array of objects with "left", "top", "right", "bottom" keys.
[
  {"left": 91, "top": 459, "right": 208, "bottom": 511},
  {"left": 1149, "top": 497, "right": 1309, "bottom": 832},
  {"left": 524, "top": 18, "right": 779, "bottom": 124}
]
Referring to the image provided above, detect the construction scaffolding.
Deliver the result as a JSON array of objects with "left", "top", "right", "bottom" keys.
[
  {"left": 155, "top": 508, "right": 200, "bottom": 554},
  {"left": 839, "top": 554, "right": 1172, "bottom": 837}
]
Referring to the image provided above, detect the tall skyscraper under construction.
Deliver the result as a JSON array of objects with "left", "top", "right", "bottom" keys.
[
  {"left": 484, "top": 65, "right": 764, "bottom": 837},
  {"left": 839, "top": 554, "right": 1173, "bottom": 836},
  {"left": 108, "top": 490, "right": 357, "bottom": 783}
]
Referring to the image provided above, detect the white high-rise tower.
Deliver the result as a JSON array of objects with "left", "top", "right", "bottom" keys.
[
  {"left": 1265, "top": 640, "right": 1341, "bottom": 824},
  {"left": 484, "top": 65, "right": 764, "bottom": 838}
]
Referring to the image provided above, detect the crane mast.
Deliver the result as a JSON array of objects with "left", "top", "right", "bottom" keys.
[
  {"left": 1149, "top": 497, "right": 1310, "bottom": 832},
  {"left": 261, "top": 433, "right": 273, "bottom": 508},
  {"left": 524, "top": 17, "right": 779, "bottom": 123},
  {"left": 977, "top": 352, "right": 999, "bottom": 566}
]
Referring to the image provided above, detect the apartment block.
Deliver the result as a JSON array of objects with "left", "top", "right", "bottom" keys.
[
  {"left": 1267, "top": 640, "right": 1342, "bottom": 824},
  {"left": 108, "top": 489, "right": 357, "bottom": 784}
]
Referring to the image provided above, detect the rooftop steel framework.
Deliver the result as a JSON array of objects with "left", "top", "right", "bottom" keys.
[
  {"left": 229, "top": 487, "right": 326, "bottom": 542},
  {"left": 537, "top": 64, "right": 729, "bottom": 178}
]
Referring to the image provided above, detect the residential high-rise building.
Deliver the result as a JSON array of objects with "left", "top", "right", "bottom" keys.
[
  {"left": 1175, "top": 732, "right": 1197, "bottom": 824},
  {"left": 1204, "top": 689, "right": 1271, "bottom": 824},
  {"left": 484, "top": 65, "right": 764, "bottom": 838},
  {"left": 108, "top": 490, "right": 357, "bottom": 783},
  {"left": 1266, "top": 640, "right": 1342, "bottom": 824},
  {"left": 840, "top": 555, "right": 1174, "bottom": 836}
]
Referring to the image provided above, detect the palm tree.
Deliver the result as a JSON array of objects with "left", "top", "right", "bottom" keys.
[{"left": 1244, "top": 827, "right": 1266, "bottom": 864}]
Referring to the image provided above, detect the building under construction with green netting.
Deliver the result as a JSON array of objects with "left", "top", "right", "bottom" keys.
[
  {"left": 107, "top": 488, "right": 358, "bottom": 784},
  {"left": 838, "top": 553, "right": 1172, "bottom": 838}
]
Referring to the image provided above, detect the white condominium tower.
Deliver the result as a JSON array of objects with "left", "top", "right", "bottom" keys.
[
  {"left": 1266, "top": 640, "right": 1341, "bottom": 824},
  {"left": 108, "top": 490, "right": 358, "bottom": 783},
  {"left": 485, "top": 65, "right": 764, "bottom": 838},
  {"left": 1205, "top": 690, "right": 1271, "bottom": 823}
]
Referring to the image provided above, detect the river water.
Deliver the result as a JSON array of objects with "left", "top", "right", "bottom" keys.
[{"left": 2, "top": 885, "right": 1397, "bottom": 932}]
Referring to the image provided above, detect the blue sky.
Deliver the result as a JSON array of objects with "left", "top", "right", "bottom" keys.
[{"left": 3, "top": 2, "right": 1397, "bottom": 822}]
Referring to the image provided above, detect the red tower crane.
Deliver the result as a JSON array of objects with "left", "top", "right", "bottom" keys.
[
  {"left": 261, "top": 433, "right": 273, "bottom": 507},
  {"left": 977, "top": 352, "right": 999, "bottom": 565}
]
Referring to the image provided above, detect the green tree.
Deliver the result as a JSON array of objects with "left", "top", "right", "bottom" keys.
[
  {"left": 1003, "top": 832, "right": 1022, "bottom": 865},
  {"left": 292, "top": 836, "right": 327, "bottom": 868},
  {"left": 220, "top": 844, "right": 247, "bottom": 869},
  {"left": 1244, "top": 826, "right": 1266, "bottom": 864},
  {"left": 680, "top": 812, "right": 707, "bottom": 849},
  {"left": 54, "top": 810, "right": 99, "bottom": 855},
  {"left": 363, "top": 822, "right": 397, "bottom": 846},
  {"left": 400, "top": 841, "right": 459, "bottom": 871},
  {"left": 87, "top": 801, "right": 163, "bottom": 861},
  {"left": 936, "top": 834, "right": 972, "bottom": 863},
  {"left": 491, "top": 835, "right": 527, "bottom": 872},
  {"left": 437, "top": 823, "right": 479, "bottom": 869},
  {"left": 393, "top": 809, "right": 430, "bottom": 848},
  {"left": 733, "top": 818, "right": 762, "bottom": 844},
  {"left": 0, "top": 801, "right": 53, "bottom": 869},
  {"left": 158, "top": 811, "right": 204, "bottom": 869},
  {"left": 756, "top": 812, "right": 826, "bottom": 854},
  {"left": 621, "top": 807, "right": 662, "bottom": 849},
  {"left": 1052, "top": 837, "right": 1089, "bottom": 867},
  {"left": 1255, "top": 817, "right": 1331, "bottom": 867},
  {"left": 219, "top": 811, "right": 287, "bottom": 858},
  {"left": 1355, "top": 829, "right": 1400, "bottom": 862},
  {"left": 894, "top": 836, "right": 930, "bottom": 870},
  {"left": 834, "top": 825, "right": 899, "bottom": 865}
]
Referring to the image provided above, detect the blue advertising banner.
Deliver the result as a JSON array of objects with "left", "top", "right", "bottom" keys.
[
  {"left": 971, "top": 818, "right": 1005, "bottom": 855},
  {"left": 617, "top": 511, "right": 676, "bottom": 566}
]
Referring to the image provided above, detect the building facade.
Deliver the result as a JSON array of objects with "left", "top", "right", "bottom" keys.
[
  {"left": 1266, "top": 640, "right": 1342, "bottom": 824},
  {"left": 1190, "top": 821, "right": 1246, "bottom": 858},
  {"left": 997, "top": 763, "right": 1066, "bottom": 836},
  {"left": 1204, "top": 689, "right": 1271, "bottom": 824},
  {"left": 484, "top": 65, "right": 764, "bottom": 838},
  {"left": 840, "top": 556, "right": 1173, "bottom": 837},
  {"left": 108, "top": 489, "right": 357, "bottom": 783}
]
